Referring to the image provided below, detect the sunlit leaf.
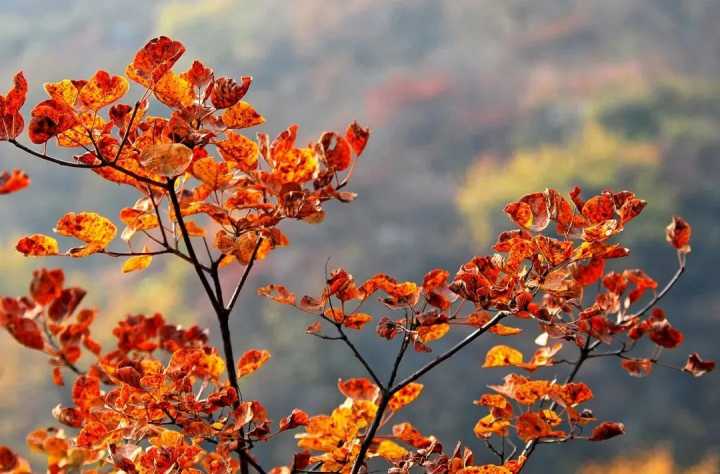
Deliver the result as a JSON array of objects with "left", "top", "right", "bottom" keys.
[
  {"left": 139, "top": 142, "right": 193, "bottom": 177},
  {"left": 237, "top": 349, "right": 271, "bottom": 378},
  {"left": 388, "top": 383, "right": 423, "bottom": 411},
  {"left": 16, "top": 233, "right": 59, "bottom": 256},
  {"left": 216, "top": 131, "right": 259, "bottom": 172},
  {"left": 373, "top": 440, "right": 407, "bottom": 462},
  {"left": 122, "top": 252, "right": 153, "bottom": 273},
  {"left": 0, "top": 169, "right": 30, "bottom": 195},
  {"left": 78, "top": 70, "right": 128, "bottom": 110},
  {"left": 54, "top": 211, "right": 117, "bottom": 252},
  {"left": 482, "top": 345, "right": 524, "bottom": 368},
  {"left": 126, "top": 36, "right": 186, "bottom": 86},
  {"left": 221, "top": 101, "right": 265, "bottom": 129}
]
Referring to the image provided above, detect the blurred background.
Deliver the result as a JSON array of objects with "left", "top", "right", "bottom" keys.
[{"left": 0, "top": 1, "right": 718, "bottom": 472}]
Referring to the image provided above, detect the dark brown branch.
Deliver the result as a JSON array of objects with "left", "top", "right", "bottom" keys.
[
  {"left": 630, "top": 257, "right": 686, "bottom": 319},
  {"left": 390, "top": 311, "right": 509, "bottom": 394},
  {"left": 8, "top": 138, "right": 166, "bottom": 188},
  {"left": 166, "top": 177, "right": 220, "bottom": 309},
  {"left": 113, "top": 101, "right": 141, "bottom": 162},
  {"left": 8, "top": 139, "right": 97, "bottom": 169},
  {"left": 225, "top": 237, "right": 264, "bottom": 313},
  {"left": 333, "top": 323, "right": 385, "bottom": 390}
]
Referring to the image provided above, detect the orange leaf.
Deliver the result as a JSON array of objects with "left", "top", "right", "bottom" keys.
[
  {"left": 216, "top": 131, "right": 259, "bottom": 172},
  {"left": 516, "top": 412, "right": 564, "bottom": 441},
  {"left": 30, "top": 268, "right": 64, "bottom": 305},
  {"left": 153, "top": 70, "right": 195, "bottom": 108},
  {"left": 279, "top": 409, "right": 310, "bottom": 432},
  {"left": 581, "top": 193, "right": 615, "bottom": 224},
  {"left": 0, "top": 169, "right": 30, "bottom": 195},
  {"left": 57, "top": 111, "right": 107, "bottom": 148},
  {"left": 78, "top": 70, "right": 128, "bottom": 110},
  {"left": 6, "top": 317, "right": 44, "bottom": 350},
  {"left": 44, "top": 79, "right": 80, "bottom": 106},
  {"left": 417, "top": 323, "right": 450, "bottom": 343},
  {"left": 54, "top": 211, "right": 117, "bottom": 251},
  {"left": 222, "top": 101, "right": 265, "bottom": 129},
  {"left": 474, "top": 414, "right": 511, "bottom": 438},
  {"left": 342, "top": 312, "right": 373, "bottom": 330},
  {"left": 337, "top": 378, "right": 380, "bottom": 401},
  {"left": 139, "top": 142, "right": 193, "bottom": 177},
  {"left": 482, "top": 345, "right": 524, "bottom": 368},
  {"left": 388, "top": 383, "right": 423, "bottom": 411},
  {"left": 257, "top": 284, "right": 295, "bottom": 305},
  {"left": 319, "top": 132, "right": 352, "bottom": 171},
  {"left": 237, "top": 349, "right": 271, "bottom": 378},
  {"left": 392, "top": 422, "right": 432, "bottom": 449},
  {"left": 16, "top": 234, "right": 59, "bottom": 256}
]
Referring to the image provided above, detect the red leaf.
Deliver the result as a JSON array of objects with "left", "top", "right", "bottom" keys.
[
  {"left": 682, "top": 353, "right": 716, "bottom": 378},
  {"left": 126, "top": 36, "right": 186, "bottom": 85},
  {"left": 666, "top": 216, "right": 692, "bottom": 254},
  {"left": 278, "top": 408, "right": 310, "bottom": 432},
  {"left": 0, "top": 169, "right": 30, "bottom": 194},
  {"left": 589, "top": 422, "right": 625, "bottom": 441}
]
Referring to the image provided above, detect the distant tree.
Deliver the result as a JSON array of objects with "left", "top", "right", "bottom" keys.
[{"left": 0, "top": 37, "right": 714, "bottom": 474}]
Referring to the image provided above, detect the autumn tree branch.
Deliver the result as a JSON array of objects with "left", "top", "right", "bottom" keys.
[
  {"left": 516, "top": 254, "right": 687, "bottom": 472},
  {"left": 349, "top": 310, "right": 509, "bottom": 474}
]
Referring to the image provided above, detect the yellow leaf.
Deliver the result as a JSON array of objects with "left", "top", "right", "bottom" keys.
[
  {"left": 122, "top": 253, "right": 152, "bottom": 273},
  {"left": 374, "top": 440, "right": 408, "bottom": 462},
  {"left": 482, "top": 345, "right": 524, "bottom": 368},
  {"left": 44, "top": 79, "right": 80, "bottom": 107},
  {"left": 154, "top": 70, "right": 195, "bottom": 108},
  {"left": 54, "top": 211, "right": 117, "bottom": 251}
]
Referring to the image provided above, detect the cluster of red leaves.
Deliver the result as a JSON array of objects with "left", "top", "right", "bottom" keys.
[
  {"left": 0, "top": 268, "right": 320, "bottom": 473},
  {"left": 257, "top": 186, "right": 713, "bottom": 473},
  {"left": 6, "top": 35, "right": 368, "bottom": 265},
  {"left": 0, "top": 268, "right": 97, "bottom": 385},
  {"left": 0, "top": 34, "right": 714, "bottom": 474}
]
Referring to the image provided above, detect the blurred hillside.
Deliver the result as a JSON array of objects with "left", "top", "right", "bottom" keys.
[{"left": 0, "top": 1, "right": 719, "bottom": 472}]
